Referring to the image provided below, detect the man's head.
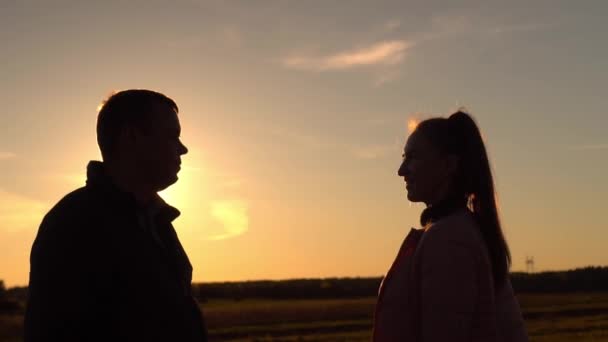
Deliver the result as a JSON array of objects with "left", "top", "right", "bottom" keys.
[{"left": 96, "top": 89, "right": 188, "bottom": 193}]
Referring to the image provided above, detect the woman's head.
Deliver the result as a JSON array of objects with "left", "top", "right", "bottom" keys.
[
  {"left": 398, "top": 111, "right": 489, "bottom": 206},
  {"left": 397, "top": 123, "right": 458, "bottom": 205},
  {"left": 398, "top": 111, "right": 512, "bottom": 287}
]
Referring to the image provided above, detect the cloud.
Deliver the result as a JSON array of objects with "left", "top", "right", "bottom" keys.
[
  {"left": 0, "top": 190, "right": 47, "bottom": 232},
  {"left": 282, "top": 40, "right": 412, "bottom": 71},
  {"left": 207, "top": 200, "right": 249, "bottom": 240},
  {"left": 0, "top": 152, "right": 16, "bottom": 160},
  {"left": 279, "top": 14, "right": 545, "bottom": 85},
  {"left": 567, "top": 144, "right": 608, "bottom": 151}
]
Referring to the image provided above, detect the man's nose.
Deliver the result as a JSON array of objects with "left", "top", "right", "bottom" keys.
[{"left": 179, "top": 140, "right": 188, "bottom": 155}]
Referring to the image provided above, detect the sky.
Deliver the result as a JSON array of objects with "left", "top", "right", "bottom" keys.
[{"left": 1, "top": 0, "right": 607, "bottom": 287}]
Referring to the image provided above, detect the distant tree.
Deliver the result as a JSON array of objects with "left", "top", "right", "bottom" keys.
[
  {"left": 0, "top": 280, "right": 5, "bottom": 298},
  {"left": 511, "top": 266, "right": 608, "bottom": 293}
]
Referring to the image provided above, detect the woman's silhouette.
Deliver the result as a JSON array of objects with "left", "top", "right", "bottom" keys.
[{"left": 373, "top": 111, "right": 528, "bottom": 341}]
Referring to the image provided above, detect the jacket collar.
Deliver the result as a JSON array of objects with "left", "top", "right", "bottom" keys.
[
  {"left": 85, "top": 160, "right": 180, "bottom": 222},
  {"left": 420, "top": 194, "right": 468, "bottom": 228}
]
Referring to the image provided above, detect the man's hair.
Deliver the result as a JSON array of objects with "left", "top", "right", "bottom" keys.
[{"left": 96, "top": 89, "right": 178, "bottom": 160}]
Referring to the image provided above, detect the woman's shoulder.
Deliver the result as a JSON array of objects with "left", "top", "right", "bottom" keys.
[
  {"left": 414, "top": 210, "right": 491, "bottom": 275},
  {"left": 420, "top": 209, "right": 485, "bottom": 252}
]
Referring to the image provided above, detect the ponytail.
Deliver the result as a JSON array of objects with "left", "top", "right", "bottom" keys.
[{"left": 417, "top": 111, "right": 512, "bottom": 288}]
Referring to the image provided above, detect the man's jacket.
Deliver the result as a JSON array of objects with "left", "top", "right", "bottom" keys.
[{"left": 25, "top": 161, "right": 207, "bottom": 341}]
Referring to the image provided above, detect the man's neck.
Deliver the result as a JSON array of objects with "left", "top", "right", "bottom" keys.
[{"left": 104, "top": 161, "right": 156, "bottom": 207}]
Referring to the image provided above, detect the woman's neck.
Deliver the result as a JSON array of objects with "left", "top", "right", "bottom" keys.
[{"left": 420, "top": 194, "right": 468, "bottom": 227}]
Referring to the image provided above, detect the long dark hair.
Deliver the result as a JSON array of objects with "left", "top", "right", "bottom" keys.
[{"left": 416, "top": 111, "right": 511, "bottom": 288}]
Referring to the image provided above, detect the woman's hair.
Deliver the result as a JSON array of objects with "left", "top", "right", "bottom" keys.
[{"left": 416, "top": 111, "right": 511, "bottom": 288}]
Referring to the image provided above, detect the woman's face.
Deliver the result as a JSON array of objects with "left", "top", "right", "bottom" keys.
[{"left": 397, "top": 130, "right": 455, "bottom": 205}]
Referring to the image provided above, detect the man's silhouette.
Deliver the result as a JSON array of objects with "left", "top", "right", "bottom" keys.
[{"left": 24, "top": 89, "right": 207, "bottom": 341}]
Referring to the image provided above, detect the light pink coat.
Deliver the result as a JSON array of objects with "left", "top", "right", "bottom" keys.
[{"left": 373, "top": 210, "right": 528, "bottom": 342}]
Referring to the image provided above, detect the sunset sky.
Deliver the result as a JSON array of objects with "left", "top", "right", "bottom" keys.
[{"left": 1, "top": 0, "right": 607, "bottom": 287}]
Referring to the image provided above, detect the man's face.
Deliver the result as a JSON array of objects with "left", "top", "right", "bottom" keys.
[{"left": 132, "top": 103, "right": 188, "bottom": 192}]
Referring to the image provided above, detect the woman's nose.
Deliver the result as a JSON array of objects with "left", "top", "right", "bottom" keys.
[{"left": 398, "top": 160, "right": 407, "bottom": 177}]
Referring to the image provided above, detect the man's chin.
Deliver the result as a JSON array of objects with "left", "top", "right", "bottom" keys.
[
  {"left": 156, "top": 175, "right": 179, "bottom": 192},
  {"left": 167, "top": 175, "right": 179, "bottom": 186},
  {"left": 406, "top": 192, "right": 420, "bottom": 203}
]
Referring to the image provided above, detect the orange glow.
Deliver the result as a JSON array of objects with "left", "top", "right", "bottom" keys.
[{"left": 407, "top": 118, "right": 419, "bottom": 133}]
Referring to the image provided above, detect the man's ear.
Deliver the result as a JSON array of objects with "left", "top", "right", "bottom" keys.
[
  {"left": 115, "top": 126, "right": 142, "bottom": 154},
  {"left": 118, "top": 125, "right": 142, "bottom": 144}
]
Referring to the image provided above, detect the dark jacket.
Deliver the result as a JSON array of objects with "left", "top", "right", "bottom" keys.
[{"left": 24, "top": 161, "right": 207, "bottom": 341}]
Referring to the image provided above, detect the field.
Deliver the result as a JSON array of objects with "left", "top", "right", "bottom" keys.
[{"left": 2, "top": 293, "right": 608, "bottom": 341}]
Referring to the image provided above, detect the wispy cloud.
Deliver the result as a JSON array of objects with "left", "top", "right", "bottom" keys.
[
  {"left": 207, "top": 200, "right": 249, "bottom": 240},
  {"left": 282, "top": 40, "right": 412, "bottom": 71},
  {"left": 567, "top": 144, "right": 608, "bottom": 151},
  {"left": 280, "top": 14, "right": 546, "bottom": 85},
  {"left": 0, "top": 152, "right": 16, "bottom": 160},
  {"left": 0, "top": 190, "right": 47, "bottom": 232}
]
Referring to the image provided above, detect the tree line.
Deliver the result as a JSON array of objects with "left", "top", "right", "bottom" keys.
[
  {"left": 191, "top": 266, "right": 608, "bottom": 301},
  {"left": 2, "top": 266, "right": 608, "bottom": 307}
]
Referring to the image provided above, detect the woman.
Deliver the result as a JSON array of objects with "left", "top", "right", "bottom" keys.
[{"left": 373, "top": 111, "right": 528, "bottom": 342}]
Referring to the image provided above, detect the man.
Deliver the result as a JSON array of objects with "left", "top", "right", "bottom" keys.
[{"left": 24, "top": 89, "right": 207, "bottom": 341}]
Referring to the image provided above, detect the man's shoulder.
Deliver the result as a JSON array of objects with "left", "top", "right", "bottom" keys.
[
  {"left": 39, "top": 186, "right": 110, "bottom": 237},
  {"left": 33, "top": 186, "right": 109, "bottom": 258},
  {"left": 45, "top": 187, "right": 97, "bottom": 220}
]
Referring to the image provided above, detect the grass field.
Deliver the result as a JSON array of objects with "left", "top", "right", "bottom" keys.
[{"left": 2, "top": 293, "right": 608, "bottom": 341}]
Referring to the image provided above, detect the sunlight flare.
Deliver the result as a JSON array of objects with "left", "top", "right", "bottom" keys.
[
  {"left": 208, "top": 200, "right": 249, "bottom": 240},
  {"left": 407, "top": 118, "right": 419, "bottom": 133}
]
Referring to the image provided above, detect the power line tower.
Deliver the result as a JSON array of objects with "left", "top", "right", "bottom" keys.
[{"left": 525, "top": 256, "right": 535, "bottom": 273}]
